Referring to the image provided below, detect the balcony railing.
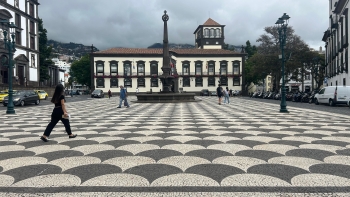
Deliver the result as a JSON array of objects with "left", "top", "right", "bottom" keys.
[{"left": 94, "top": 71, "right": 242, "bottom": 78}]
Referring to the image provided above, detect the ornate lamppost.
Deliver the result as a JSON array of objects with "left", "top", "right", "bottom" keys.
[
  {"left": 0, "top": 20, "right": 17, "bottom": 114},
  {"left": 275, "top": 13, "right": 290, "bottom": 113}
]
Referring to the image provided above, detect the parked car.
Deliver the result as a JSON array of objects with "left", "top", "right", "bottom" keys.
[
  {"left": 91, "top": 89, "right": 105, "bottom": 98},
  {"left": 200, "top": 89, "right": 209, "bottom": 96},
  {"left": 34, "top": 90, "right": 49, "bottom": 100},
  {"left": 3, "top": 90, "right": 40, "bottom": 107},
  {"left": 210, "top": 91, "right": 217, "bottom": 96},
  {"left": 0, "top": 89, "right": 17, "bottom": 102},
  {"left": 314, "top": 86, "right": 350, "bottom": 106}
]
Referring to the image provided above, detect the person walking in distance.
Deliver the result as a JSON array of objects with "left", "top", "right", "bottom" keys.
[
  {"left": 108, "top": 89, "right": 112, "bottom": 99},
  {"left": 224, "top": 87, "right": 230, "bottom": 104},
  {"left": 117, "top": 85, "right": 130, "bottom": 108},
  {"left": 40, "top": 84, "right": 77, "bottom": 142},
  {"left": 217, "top": 84, "right": 223, "bottom": 105}
]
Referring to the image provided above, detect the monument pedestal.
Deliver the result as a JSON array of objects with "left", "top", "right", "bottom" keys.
[{"left": 135, "top": 92, "right": 198, "bottom": 103}]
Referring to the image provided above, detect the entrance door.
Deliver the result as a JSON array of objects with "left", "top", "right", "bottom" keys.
[{"left": 18, "top": 66, "right": 24, "bottom": 85}]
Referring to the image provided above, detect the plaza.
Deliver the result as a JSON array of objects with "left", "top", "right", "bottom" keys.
[{"left": 0, "top": 97, "right": 350, "bottom": 196}]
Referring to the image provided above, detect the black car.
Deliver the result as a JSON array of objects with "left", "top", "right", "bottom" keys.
[
  {"left": 3, "top": 90, "right": 40, "bottom": 107},
  {"left": 91, "top": 89, "right": 105, "bottom": 98},
  {"left": 200, "top": 89, "right": 209, "bottom": 96}
]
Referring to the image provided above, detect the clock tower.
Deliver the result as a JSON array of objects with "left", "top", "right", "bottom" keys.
[{"left": 193, "top": 18, "right": 225, "bottom": 49}]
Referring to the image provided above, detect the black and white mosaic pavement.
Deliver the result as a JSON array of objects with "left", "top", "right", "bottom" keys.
[{"left": 1, "top": 96, "right": 350, "bottom": 196}]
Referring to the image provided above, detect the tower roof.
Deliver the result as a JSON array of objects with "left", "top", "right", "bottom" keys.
[{"left": 203, "top": 18, "right": 221, "bottom": 26}]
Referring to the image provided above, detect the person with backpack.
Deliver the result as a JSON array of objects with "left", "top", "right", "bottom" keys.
[
  {"left": 117, "top": 85, "right": 130, "bottom": 108},
  {"left": 40, "top": 84, "right": 77, "bottom": 142}
]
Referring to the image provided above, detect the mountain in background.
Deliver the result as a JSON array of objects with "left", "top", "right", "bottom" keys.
[
  {"left": 148, "top": 43, "right": 195, "bottom": 49},
  {"left": 148, "top": 42, "right": 244, "bottom": 52},
  {"left": 47, "top": 40, "right": 99, "bottom": 58}
]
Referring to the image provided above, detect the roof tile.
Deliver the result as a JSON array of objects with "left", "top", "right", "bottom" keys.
[
  {"left": 203, "top": 18, "right": 221, "bottom": 26},
  {"left": 95, "top": 48, "right": 240, "bottom": 55}
]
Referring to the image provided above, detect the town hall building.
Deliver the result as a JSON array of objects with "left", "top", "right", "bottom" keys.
[{"left": 91, "top": 18, "right": 246, "bottom": 94}]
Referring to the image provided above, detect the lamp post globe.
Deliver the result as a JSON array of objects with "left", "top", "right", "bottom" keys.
[
  {"left": 1, "top": 20, "right": 17, "bottom": 114},
  {"left": 275, "top": 13, "right": 290, "bottom": 113}
]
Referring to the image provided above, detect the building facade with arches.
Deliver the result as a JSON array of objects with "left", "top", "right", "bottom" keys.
[{"left": 0, "top": 0, "right": 40, "bottom": 87}]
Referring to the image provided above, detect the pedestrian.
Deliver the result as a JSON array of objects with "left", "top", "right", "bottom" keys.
[
  {"left": 117, "top": 85, "right": 130, "bottom": 108},
  {"left": 40, "top": 84, "right": 77, "bottom": 142},
  {"left": 217, "top": 84, "right": 223, "bottom": 105},
  {"left": 108, "top": 89, "right": 112, "bottom": 99},
  {"left": 224, "top": 87, "right": 230, "bottom": 104},
  {"left": 136, "top": 87, "right": 139, "bottom": 95}
]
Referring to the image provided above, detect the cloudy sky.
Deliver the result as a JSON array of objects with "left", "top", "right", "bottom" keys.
[{"left": 39, "top": 0, "right": 328, "bottom": 51}]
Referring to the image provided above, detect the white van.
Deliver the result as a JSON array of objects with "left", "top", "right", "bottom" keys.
[{"left": 314, "top": 86, "right": 350, "bottom": 106}]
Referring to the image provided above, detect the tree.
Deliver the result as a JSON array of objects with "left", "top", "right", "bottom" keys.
[
  {"left": 253, "top": 26, "right": 309, "bottom": 91},
  {"left": 244, "top": 40, "right": 260, "bottom": 85},
  {"left": 38, "top": 18, "right": 52, "bottom": 83},
  {"left": 69, "top": 54, "right": 91, "bottom": 88}
]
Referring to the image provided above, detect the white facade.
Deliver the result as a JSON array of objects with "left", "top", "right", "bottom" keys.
[
  {"left": 92, "top": 49, "right": 244, "bottom": 94},
  {"left": 322, "top": 0, "right": 349, "bottom": 87},
  {"left": 0, "top": 0, "right": 40, "bottom": 86},
  {"left": 52, "top": 58, "right": 71, "bottom": 73}
]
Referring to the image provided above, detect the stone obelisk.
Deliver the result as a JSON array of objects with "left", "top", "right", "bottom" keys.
[{"left": 159, "top": 10, "right": 174, "bottom": 93}]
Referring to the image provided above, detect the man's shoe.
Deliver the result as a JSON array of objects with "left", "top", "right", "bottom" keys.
[
  {"left": 69, "top": 134, "right": 77, "bottom": 138},
  {"left": 40, "top": 136, "right": 48, "bottom": 142},
  {"left": 126, "top": 106, "right": 130, "bottom": 108},
  {"left": 117, "top": 106, "right": 121, "bottom": 108}
]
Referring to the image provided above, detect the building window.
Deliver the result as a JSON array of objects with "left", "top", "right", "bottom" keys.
[
  {"left": 195, "top": 77, "right": 203, "bottom": 87},
  {"left": 124, "top": 78, "right": 132, "bottom": 87},
  {"left": 215, "top": 28, "right": 221, "bottom": 38},
  {"left": 183, "top": 77, "right": 190, "bottom": 87},
  {"left": 233, "top": 62, "right": 240, "bottom": 75},
  {"left": 30, "top": 37, "right": 35, "bottom": 49},
  {"left": 15, "top": 14, "right": 20, "bottom": 28},
  {"left": 30, "top": 21, "right": 34, "bottom": 34},
  {"left": 204, "top": 29, "right": 209, "bottom": 38},
  {"left": 138, "top": 78, "right": 145, "bottom": 87},
  {"left": 195, "top": 61, "right": 202, "bottom": 75},
  {"left": 29, "top": 3, "right": 34, "bottom": 17},
  {"left": 208, "top": 76, "right": 215, "bottom": 86},
  {"left": 15, "top": 31, "right": 21, "bottom": 45},
  {"left": 96, "top": 78, "right": 104, "bottom": 88},
  {"left": 31, "top": 55, "right": 35, "bottom": 67},
  {"left": 96, "top": 62, "right": 104, "bottom": 76},
  {"left": 210, "top": 28, "right": 214, "bottom": 38},
  {"left": 150, "top": 61, "right": 158, "bottom": 75},
  {"left": 233, "top": 77, "right": 240, "bottom": 86},
  {"left": 110, "top": 61, "right": 118, "bottom": 76},
  {"left": 14, "top": 0, "right": 19, "bottom": 8},
  {"left": 220, "top": 76, "right": 228, "bottom": 86},
  {"left": 182, "top": 61, "right": 190, "bottom": 75},
  {"left": 110, "top": 78, "right": 118, "bottom": 88},
  {"left": 137, "top": 61, "right": 145, "bottom": 76},
  {"left": 123, "top": 61, "right": 132, "bottom": 76},
  {"left": 151, "top": 78, "right": 158, "bottom": 87},
  {"left": 344, "top": 78, "right": 346, "bottom": 86},
  {"left": 305, "top": 73, "right": 310, "bottom": 80},
  {"left": 220, "top": 61, "right": 227, "bottom": 75},
  {"left": 208, "top": 61, "right": 215, "bottom": 75}
]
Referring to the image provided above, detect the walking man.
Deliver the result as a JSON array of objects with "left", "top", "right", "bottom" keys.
[
  {"left": 117, "top": 85, "right": 130, "bottom": 108},
  {"left": 108, "top": 89, "right": 112, "bottom": 99},
  {"left": 217, "top": 84, "right": 223, "bottom": 105}
]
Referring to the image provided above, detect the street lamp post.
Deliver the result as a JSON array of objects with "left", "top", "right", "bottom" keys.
[
  {"left": 275, "top": 13, "right": 290, "bottom": 113},
  {"left": 0, "top": 20, "right": 17, "bottom": 114}
]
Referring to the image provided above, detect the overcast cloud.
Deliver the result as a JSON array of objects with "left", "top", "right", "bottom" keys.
[{"left": 39, "top": 0, "right": 328, "bottom": 51}]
